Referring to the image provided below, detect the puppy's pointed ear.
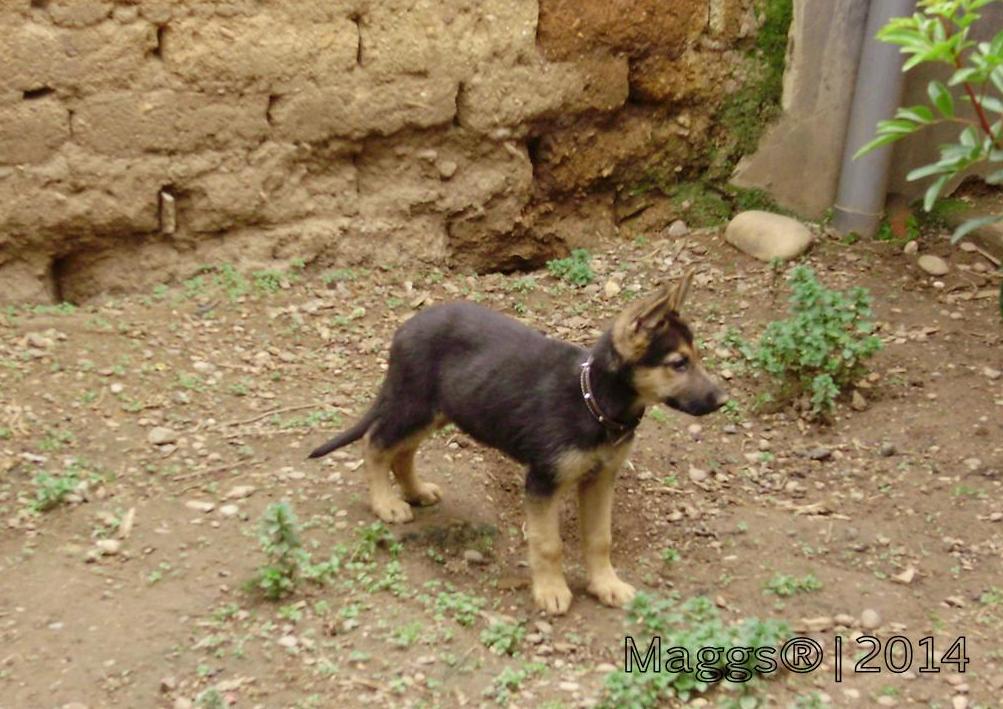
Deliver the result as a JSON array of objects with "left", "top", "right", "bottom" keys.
[
  {"left": 611, "top": 285, "right": 674, "bottom": 362},
  {"left": 667, "top": 269, "right": 694, "bottom": 313}
]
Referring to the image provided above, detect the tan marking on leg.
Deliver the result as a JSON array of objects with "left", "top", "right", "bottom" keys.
[
  {"left": 392, "top": 443, "right": 441, "bottom": 507},
  {"left": 364, "top": 433, "right": 413, "bottom": 524},
  {"left": 578, "top": 466, "right": 635, "bottom": 608},
  {"left": 526, "top": 492, "right": 572, "bottom": 615}
]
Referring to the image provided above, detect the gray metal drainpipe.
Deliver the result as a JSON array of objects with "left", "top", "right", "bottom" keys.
[{"left": 833, "top": 0, "right": 917, "bottom": 238}]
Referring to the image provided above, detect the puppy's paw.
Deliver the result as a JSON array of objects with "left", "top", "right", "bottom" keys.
[
  {"left": 371, "top": 496, "right": 414, "bottom": 524},
  {"left": 532, "top": 578, "right": 573, "bottom": 615},
  {"left": 588, "top": 574, "right": 636, "bottom": 608},
  {"left": 405, "top": 481, "right": 442, "bottom": 507}
]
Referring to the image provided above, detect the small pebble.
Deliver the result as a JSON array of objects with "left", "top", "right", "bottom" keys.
[
  {"left": 860, "top": 608, "right": 881, "bottom": 629},
  {"left": 463, "top": 549, "right": 486, "bottom": 565},
  {"left": 148, "top": 427, "right": 178, "bottom": 446}
]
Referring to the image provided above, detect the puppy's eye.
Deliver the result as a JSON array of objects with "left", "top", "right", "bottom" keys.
[{"left": 665, "top": 354, "right": 689, "bottom": 371}]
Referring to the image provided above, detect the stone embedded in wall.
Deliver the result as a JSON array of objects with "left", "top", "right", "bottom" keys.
[
  {"left": 162, "top": 14, "right": 359, "bottom": 92},
  {"left": 45, "top": 0, "right": 113, "bottom": 28},
  {"left": 72, "top": 91, "right": 270, "bottom": 155},
  {"left": 179, "top": 143, "right": 353, "bottom": 233},
  {"left": 537, "top": 0, "right": 707, "bottom": 60},
  {"left": 0, "top": 97, "right": 69, "bottom": 165},
  {"left": 630, "top": 48, "right": 745, "bottom": 105},
  {"left": 270, "top": 75, "right": 457, "bottom": 143},
  {"left": 0, "top": 257, "right": 58, "bottom": 303},
  {"left": 0, "top": 146, "right": 163, "bottom": 246},
  {"left": 0, "top": 20, "right": 156, "bottom": 96},
  {"left": 458, "top": 57, "right": 629, "bottom": 134},
  {"left": 533, "top": 108, "right": 705, "bottom": 194},
  {"left": 360, "top": 0, "right": 538, "bottom": 77}
]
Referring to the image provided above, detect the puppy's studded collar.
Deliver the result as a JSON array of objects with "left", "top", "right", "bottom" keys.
[{"left": 580, "top": 357, "right": 639, "bottom": 439}]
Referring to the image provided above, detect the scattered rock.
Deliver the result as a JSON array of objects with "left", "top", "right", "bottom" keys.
[
  {"left": 226, "top": 485, "right": 256, "bottom": 500},
  {"left": 436, "top": 160, "right": 458, "bottom": 179},
  {"left": 219, "top": 504, "right": 240, "bottom": 518},
  {"left": 109, "top": 382, "right": 124, "bottom": 395},
  {"left": 903, "top": 240, "right": 919, "bottom": 255},
  {"left": 725, "top": 211, "right": 813, "bottom": 262},
  {"left": 860, "top": 608, "right": 881, "bottom": 629},
  {"left": 95, "top": 539, "right": 121, "bottom": 556},
  {"left": 892, "top": 567, "right": 916, "bottom": 585},
  {"left": 952, "top": 696, "right": 968, "bottom": 709},
  {"left": 603, "top": 280, "right": 621, "bottom": 299},
  {"left": 160, "top": 677, "right": 177, "bottom": 693},
  {"left": 148, "top": 427, "right": 178, "bottom": 446},
  {"left": 277, "top": 635, "right": 298, "bottom": 649},
  {"left": 918, "top": 254, "right": 950, "bottom": 276},
  {"left": 25, "top": 332, "right": 54, "bottom": 349},
  {"left": 834, "top": 613, "right": 856, "bottom": 627},
  {"left": 667, "top": 219, "right": 689, "bottom": 238},
  {"left": 463, "top": 549, "right": 486, "bottom": 565},
  {"left": 807, "top": 446, "right": 832, "bottom": 461},
  {"left": 851, "top": 390, "right": 868, "bottom": 411},
  {"left": 802, "top": 616, "right": 833, "bottom": 632},
  {"left": 879, "top": 442, "right": 897, "bottom": 457},
  {"left": 984, "top": 367, "right": 1002, "bottom": 381},
  {"left": 185, "top": 500, "right": 215, "bottom": 514},
  {"left": 688, "top": 466, "right": 708, "bottom": 483}
]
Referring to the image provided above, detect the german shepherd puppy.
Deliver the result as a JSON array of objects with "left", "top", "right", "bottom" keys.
[{"left": 309, "top": 271, "right": 727, "bottom": 614}]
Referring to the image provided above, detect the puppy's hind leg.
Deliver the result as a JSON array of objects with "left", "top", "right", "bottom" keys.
[
  {"left": 392, "top": 442, "right": 442, "bottom": 508},
  {"left": 364, "top": 433, "right": 415, "bottom": 524}
]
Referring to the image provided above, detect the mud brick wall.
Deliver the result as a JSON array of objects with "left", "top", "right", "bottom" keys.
[{"left": 0, "top": 0, "right": 759, "bottom": 303}]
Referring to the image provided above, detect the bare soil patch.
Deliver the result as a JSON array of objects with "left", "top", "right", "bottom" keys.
[{"left": 1, "top": 227, "right": 1001, "bottom": 708}]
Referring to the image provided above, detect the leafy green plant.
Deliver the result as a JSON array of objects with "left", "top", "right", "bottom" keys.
[
  {"left": 30, "top": 471, "right": 80, "bottom": 513},
  {"left": 480, "top": 621, "right": 525, "bottom": 656},
  {"left": 764, "top": 572, "right": 823, "bottom": 597},
  {"left": 248, "top": 502, "right": 343, "bottom": 600},
  {"left": 855, "top": 0, "right": 1002, "bottom": 314},
  {"left": 433, "top": 589, "right": 486, "bottom": 626},
  {"left": 743, "top": 266, "right": 882, "bottom": 416},
  {"left": 546, "top": 249, "right": 595, "bottom": 286},
  {"left": 600, "top": 593, "right": 789, "bottom": 708},
  {"left": 486, "top": 663, "right": 545, "bottom": 706}
]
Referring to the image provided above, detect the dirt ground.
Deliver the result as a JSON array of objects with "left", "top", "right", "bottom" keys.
[{"left": 1, "top": 225, "right": 1001, "bottom": 709}]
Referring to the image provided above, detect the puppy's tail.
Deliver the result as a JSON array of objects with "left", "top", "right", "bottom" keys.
[{"left": 307, "top": 407, "right": 378, "bottom": 459}]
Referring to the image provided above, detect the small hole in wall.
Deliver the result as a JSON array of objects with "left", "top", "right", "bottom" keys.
[
  {"left": 30, "top": 0, "right": 50, "bottom": 9},
  {"left": 23, "top": 87, "right": 54, "bottom": 100},
  {"left": 49, "top": 255, "right": 72, "bottom": 304},
  {"left": 350, "top": 12, "right": 364, "bottom": 66},
  {"left": 266, "top": 95, "right": 279, "bottom": 126},
  {"left": 152, "top": 25, "right": 166, "bottom": 59}
]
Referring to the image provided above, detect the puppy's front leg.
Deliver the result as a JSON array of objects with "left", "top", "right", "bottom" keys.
[
  {"left": 579, "top": 467, "right": 635, "bottom": 607},
  {"left": 525, "top": 490, "right": 572, "bottom": 615}
]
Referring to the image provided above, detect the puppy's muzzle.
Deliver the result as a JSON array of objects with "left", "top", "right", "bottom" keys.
[{"left": 664, "top": 383, "right": 729, "bottom": 417}]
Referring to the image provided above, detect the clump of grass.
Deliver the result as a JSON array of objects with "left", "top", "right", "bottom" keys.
[{"left": 546, "top": 249, "right": 595, "bottom": 286}]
